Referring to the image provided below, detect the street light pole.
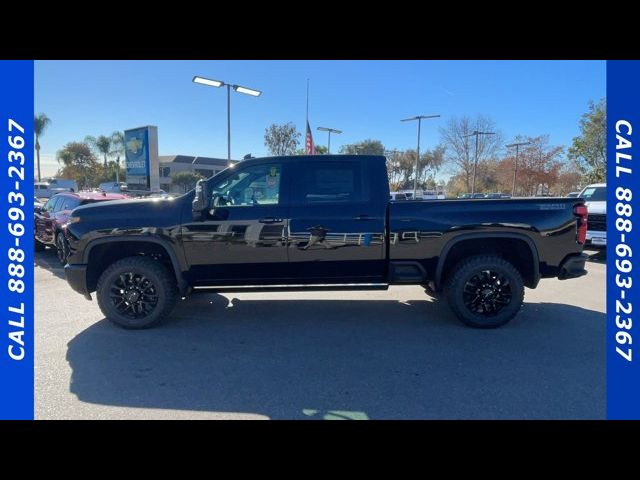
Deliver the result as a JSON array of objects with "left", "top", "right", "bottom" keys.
[
  {"left": 317, "top": 127, "right": 342, "bottom": 154},
  {"left": 226, "top": 84, "right": 231, "bottom": 161},
  {"left": 401, "top": 114, "right": 440, "bottom": 199},
  {"left": 506, "top": 141, "right": 531, "bottom": 197},
  {"left": 464, "top": 130, "right": 496, "bottom": 195},
  {"left": 193, "top": 76, "right": 262, "bottom": 162}
]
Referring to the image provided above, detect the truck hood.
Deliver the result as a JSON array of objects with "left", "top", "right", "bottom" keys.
[
  {"left": 71, "top": 195, "right": 188, "bottom": 229},
  {"left": 584, "top": 200, "right": 606, "bottom": 215}
]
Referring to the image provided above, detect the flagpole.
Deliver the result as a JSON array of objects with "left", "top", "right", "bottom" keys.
[{"left": 306, "top": 78, "right": 309, "bottom": 128}]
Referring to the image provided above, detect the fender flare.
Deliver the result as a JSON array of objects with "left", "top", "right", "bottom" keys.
[
  {"left": 83, "top": 235, "right": 188, "bottom": 290},
  {"left": 434, "top": 232, "right": 540, "bottom": 289}
]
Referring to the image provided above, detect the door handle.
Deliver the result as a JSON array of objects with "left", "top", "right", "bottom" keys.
[
  {"left": 259, "top": 217, "right": 283, "bottom": 224},
  {"left": 353, "top": 214, "right": 372, "bottom": 221}
]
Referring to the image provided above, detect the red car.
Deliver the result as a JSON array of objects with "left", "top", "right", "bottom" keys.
[{"left": 35, "top": 191, "right": 128, "bottom": 264}]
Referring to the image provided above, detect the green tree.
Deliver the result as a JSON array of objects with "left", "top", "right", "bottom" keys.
[
  {"left": 295, "top": 144, "right": 328, "bottom": 155},
  {"left": 339, "top": 139, "right": 385, "bottom": 156},
  {"left": 34, "top": 113, "right": 52, "bottom": 182},
  {"left": 568, "top": 99, "right": 606, "bottom": 184},
  {"left": 172, "top": 171, "right": 203, "bottom": 193},
  {"left": 56, "top": 142, "right": 102, "bottom": 190},
  {"left": 85, "top": 135, "right": 113, "bottom": 167},
  {"left": 386, "top": 148, "right": 445, "bottom": 190},
  {"left": 264, "top": 123, "right": 301, "bottom": 156}
]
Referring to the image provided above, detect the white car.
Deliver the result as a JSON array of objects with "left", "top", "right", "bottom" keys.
[
  {"left": 579, "top": 183, "right": 606, "bottom": 247},
  {"left": 99, "top": 182, "right": 128, "bottom": 193},
  {"left": 34, "top": 182, "right": 71, "bottom": 199},
  {"left": 390, "top": 192, "right": 409, "bottom": 201}
]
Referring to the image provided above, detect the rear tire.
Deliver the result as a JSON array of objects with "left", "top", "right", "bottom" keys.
[
  {"left": 444, "top": 254, "right": 524, "bottom": 328},
  {"left": 96, "top": 256, "right": 178, "bottom": 329}
]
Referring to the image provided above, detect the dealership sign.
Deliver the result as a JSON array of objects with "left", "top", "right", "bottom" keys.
[{"left": 124, "top": 125, "right": 160, "bottom": 191}]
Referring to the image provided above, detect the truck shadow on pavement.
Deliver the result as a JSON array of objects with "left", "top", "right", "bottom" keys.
[
  {"left": 66, "top": 293, "right": 605, "bottom": 419},
  {"left": 35, "top": 249, "right": 66, "bottom": 280}
]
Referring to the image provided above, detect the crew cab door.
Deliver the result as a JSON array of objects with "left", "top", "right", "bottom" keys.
[
  {"left": 181, "top": 161, "right": 290, "bottom": 285},
  {"left": 287, "top": 158, "right": 387, "bottom": 283}
]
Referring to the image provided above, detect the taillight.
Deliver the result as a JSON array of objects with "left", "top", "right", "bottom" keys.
[{"left": 574, "top": 204, "right": 588, "bottom": 244}]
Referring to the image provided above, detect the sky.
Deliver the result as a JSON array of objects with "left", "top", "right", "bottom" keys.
[{"left": 35, "top": 60, "right": 605, "bottom": 180}]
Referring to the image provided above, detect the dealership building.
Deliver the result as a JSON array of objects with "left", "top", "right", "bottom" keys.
[{"left": 158, "top": 155, "right": 236, "bottom": 193}]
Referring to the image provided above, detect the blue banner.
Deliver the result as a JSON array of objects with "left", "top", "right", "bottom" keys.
[
  {"left": 0, "top": 61, "right": 34, "bottom": 420},
  {"left": 607, "top": 60, "right": 640, "bottom": 419}
]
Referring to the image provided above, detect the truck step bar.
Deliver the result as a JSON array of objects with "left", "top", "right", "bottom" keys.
[{"left": 192, "top": 283, "right": 390, "bottom": 294}]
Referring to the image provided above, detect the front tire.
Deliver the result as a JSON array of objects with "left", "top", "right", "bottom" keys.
[
  {"left": 96, "top": 256, "right": 178, "bottom": 329},
  {"left": 56, "top": 232, "right": 69, "bottom": 265},
  {"left": 444, "top": 254, "right": 524, "bottom": 328}
]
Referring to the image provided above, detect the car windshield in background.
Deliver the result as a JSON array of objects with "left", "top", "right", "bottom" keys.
[{"left": 581, "top": 186, "right": 606, "bottom": 201}]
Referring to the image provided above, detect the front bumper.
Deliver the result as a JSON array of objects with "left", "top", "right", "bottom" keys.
[
  {"left": 586, "top": 229, "right": 606, "bottom": 247},
  {"left": 558, "top": 253, "right": 588, "bottom": 280},
  {"left": 64, "top": 264, "right": 92, "bottom": 300}
]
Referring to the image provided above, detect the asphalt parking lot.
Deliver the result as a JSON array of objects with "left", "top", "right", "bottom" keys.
[{"left": 34, "top": 248, "right": 606, "bottom": 420}]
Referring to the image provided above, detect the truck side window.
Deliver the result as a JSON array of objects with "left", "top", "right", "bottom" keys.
[
  {"left": 210, "top": 164, "right": 281, "bottom": 206},
  {"left": 294, "top": 162, "right": 368, "bottom": 204}
]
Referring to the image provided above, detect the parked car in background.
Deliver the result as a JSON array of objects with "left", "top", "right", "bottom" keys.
[
  {"left": 566, "top": 191, "right": 580, "bottom": 198},
  {"left": 35, "top": 191, "right": 129, "bottom": 264},
  {"left": 398, "top": 188, "right": 446, "bottom": 200},
  {"left": 485, "top": 193, "right": 510, "bottom": 199},
  {"left": 99, "top": 181, "right": 128, "bottom": 193},
  {"left": 579, "top": 183, "right": 606, "bottom": 247},
  {"left": 390, "top": 192, "right": 409, "bottom": 201},
  {"left": 34, "top": 182, "right": 71, "bottom": 199},
  {"left": 48, "top": 178, "right": 78, "bottom": 192}
]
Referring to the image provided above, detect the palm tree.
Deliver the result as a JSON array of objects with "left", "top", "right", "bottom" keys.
[
  {"left": 85, "top": 135, "right": 113, "bottom": 167},
  {"left": 34, "top": 114, "right": 51, "bottom": 182},
  {"left": 110, "top": 131, "right": 125, "bottom": 183}
]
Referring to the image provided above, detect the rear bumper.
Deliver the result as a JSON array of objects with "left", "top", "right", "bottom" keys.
[
  {"left": 558, "top": 253, "right": 588, "bottom": 280},
  {"left": 64, "top": 264, "right": 92, "bottom": 300}
]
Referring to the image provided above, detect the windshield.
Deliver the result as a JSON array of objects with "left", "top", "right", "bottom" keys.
[{"left": 580, "top": 186, "right": 606, "bottom": 202}]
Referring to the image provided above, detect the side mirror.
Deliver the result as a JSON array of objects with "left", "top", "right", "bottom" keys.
[{"left": 192, "top": 179, "right": 210, "bottom": 221}]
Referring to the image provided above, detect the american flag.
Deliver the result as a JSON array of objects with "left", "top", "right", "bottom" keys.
[{"left": 305, "top": 120, "right": 315, "bottom": 155}]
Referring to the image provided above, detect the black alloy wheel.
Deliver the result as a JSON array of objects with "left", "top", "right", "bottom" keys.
[
  {"left": 109, "top": 271, "right": 160, "bottom": 319},
  {"left": 96, "top": 256, "right": 178, "bottom": 329},
  {"left": 444, "top": 255, "right": 525, "bottom": 329},
  {"left": 462, "top": 269, "right": 512, "bottom": 316}
]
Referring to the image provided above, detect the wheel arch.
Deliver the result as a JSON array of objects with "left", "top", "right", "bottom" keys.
[
  {"left": 83, "top": 236, "right": 187, "bottom": 294},
  {"left": 434, "top": 232, "right": 540, "bottom": 290}
]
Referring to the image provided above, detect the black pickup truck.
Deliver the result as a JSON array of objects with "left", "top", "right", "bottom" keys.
[{"left": 63, "top": 155, "right": 588, "bottom": 329}]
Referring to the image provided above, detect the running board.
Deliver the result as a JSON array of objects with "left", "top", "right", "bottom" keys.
[{"left": 192, "top": 283, "right": 389, "bottom": 294}]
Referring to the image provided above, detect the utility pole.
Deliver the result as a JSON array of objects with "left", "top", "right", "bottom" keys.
[
  {"left": 464, "top": 130, "right": 496, "bottom": 195},
  {"left": 506, "top": 141, "right": 531, "bottom": 196}
]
